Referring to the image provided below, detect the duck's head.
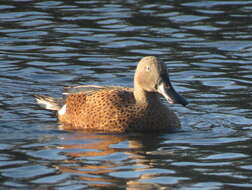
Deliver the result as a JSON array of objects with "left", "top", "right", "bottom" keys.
[{"left": 134, "top": 56, "right": 188, "bottom": 106}]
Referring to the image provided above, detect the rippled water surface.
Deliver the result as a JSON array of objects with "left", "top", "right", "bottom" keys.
[{"left": 1, "top": 0, "right": 252, "bottom": 189}]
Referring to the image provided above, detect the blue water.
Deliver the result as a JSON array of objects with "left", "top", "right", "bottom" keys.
[{"left": 0, "top": 0, "right": 252, "bottom": 189}]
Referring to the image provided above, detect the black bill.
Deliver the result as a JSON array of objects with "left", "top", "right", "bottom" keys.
[{"left": 157, "top": 76, "right": 188, "bottom": 106}]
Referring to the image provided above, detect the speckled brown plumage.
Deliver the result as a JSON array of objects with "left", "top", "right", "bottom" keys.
[
  {"left": 58, "top": 88, "right": 179, "bottom": 132},
  {"left": 35, "top": 56, "right": 187, "bottom": 133}
]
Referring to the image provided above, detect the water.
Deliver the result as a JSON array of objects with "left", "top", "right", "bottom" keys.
[{"left": 0, "top": 0, "right": 252, "bottom": 189}]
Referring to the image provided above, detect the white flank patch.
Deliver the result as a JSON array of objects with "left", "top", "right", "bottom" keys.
[{"left": 58, "top": 104, "right": 66, "bottom": 115}]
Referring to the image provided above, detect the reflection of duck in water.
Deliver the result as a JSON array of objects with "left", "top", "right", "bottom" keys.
[
  {"left": 35, "top": 56, "right": 187, "bottom": 132},
  {"left": 57, "top": 133, "right": 125, "bottom": 187},
  {"left": 56, "top": 133, "right": 168, "bottom": 189}
]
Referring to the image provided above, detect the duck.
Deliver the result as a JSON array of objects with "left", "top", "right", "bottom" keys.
[{"left": 34, "top": 56, "right": 188, "bottom": 133}]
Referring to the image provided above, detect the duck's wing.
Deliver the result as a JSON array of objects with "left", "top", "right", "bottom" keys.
[{"left": 63, "top": 85, "right": 133, "bottom": 95}]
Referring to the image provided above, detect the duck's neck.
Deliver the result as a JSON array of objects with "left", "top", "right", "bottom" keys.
[{"left": 133, "top": 83, "right": 159, "bottom": 106}]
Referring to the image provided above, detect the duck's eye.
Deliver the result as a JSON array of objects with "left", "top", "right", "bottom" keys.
[{"left": 146, "top": 65, "right": 151, "bottom": 72}]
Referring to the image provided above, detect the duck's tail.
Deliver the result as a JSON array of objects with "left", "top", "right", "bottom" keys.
[{"left": 34, "top": 95, "right": 64, "bottom": 111}]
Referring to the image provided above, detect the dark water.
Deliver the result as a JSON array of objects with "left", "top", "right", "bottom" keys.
[{"left": 0, "top": 0, "right": 252, "bottom": 189}]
